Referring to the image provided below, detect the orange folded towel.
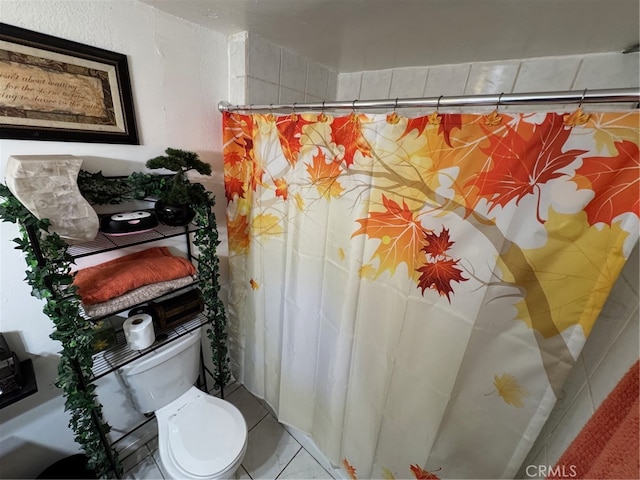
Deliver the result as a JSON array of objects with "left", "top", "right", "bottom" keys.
[{"left": 73, "top": 247, "right": 196, "bottom": 305}]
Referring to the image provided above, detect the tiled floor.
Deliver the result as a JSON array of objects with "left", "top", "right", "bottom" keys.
[{"left": 116, "top": 381, "right": 341, "bottom": 479}]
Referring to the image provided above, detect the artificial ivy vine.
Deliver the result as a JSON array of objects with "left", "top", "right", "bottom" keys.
[
  {"left": 0, "top": 183, "right": 119, "bottom": 478},
  {"left": 0, "top": 172, "right": 230, "bottom": 478},
  {"left": 192, "top": 187, "right": 232, "bottom": 389}
]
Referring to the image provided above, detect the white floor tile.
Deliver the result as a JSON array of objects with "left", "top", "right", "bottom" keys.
[
  {"left": 227, "top": 386, "right": 270, "bottom": 430},
  {"left": 124, "top": 454, "right": 164, "bottom": 479},
  {"left": 283, "top": 425, "right": 336, "bottom": 475},
  {"left": 242, "top": 415, "right": 302, "bottom": 480},
  {"left": 121, "top": 445, "right": 152, "bottom": 473},
  {"left": 277, "top": 448, "right": 334, "bottom": 480},
  {"left": 114, "top": 419, "right": 159, "bottom": 458}
]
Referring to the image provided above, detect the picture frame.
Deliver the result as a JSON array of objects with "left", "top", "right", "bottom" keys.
[{"left": 0, "top": 23, "right": 139, "bottom": 144}]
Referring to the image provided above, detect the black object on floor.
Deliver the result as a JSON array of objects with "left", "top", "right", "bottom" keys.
[{"left": 37, "top": 454, "right": 98, "bottom": 479}]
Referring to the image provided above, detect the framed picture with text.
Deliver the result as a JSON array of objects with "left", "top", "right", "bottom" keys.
[{"left": 0, "top": 23, "right": 139, "bottom": 144}]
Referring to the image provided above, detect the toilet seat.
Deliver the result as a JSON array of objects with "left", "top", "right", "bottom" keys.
[{"left": 157, "top": 386, "right": 247, "bottom": 479}]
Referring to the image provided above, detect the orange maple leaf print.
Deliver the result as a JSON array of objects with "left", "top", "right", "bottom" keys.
[
  {"left": 352, "top": 195, "right": 429, "bottom": 278},
  {"left": 223, "top": 112, "right": 253, "bottom": 151},
  {"left": 399, "top": 112, "right": 462, "bottom": 149},
  {"left": 467, "top": 114, "right": 587, "bottom": 221},
  {"left": 400, "top": 116, "right": 430, "bottom": 139},
  {"left": 274, "top": 177, "right": 288, "bottom": 200},
  {"left": 276, "top": 114, "right": 312, "bottom": 165},
  {"left": 330, "top": 113, "right": 372, "bottom": 167},
  {"left": 223, "top": 112, "right": 255, "bottom": 202},
  {"left": 438, "top": 114, "right": 463, "bottom": 147},
  {"left": 342, "top": 458, "right": 358, "bottom": 480},
  {"left": 575, "top": 140, "right": 640, "bottom": 225},
  {"left": 305, "top": 148, "right": 344, "bottom": 200},
  {"left": 410, "top": 464, "right": 441, "bottom": 480},
  {"left": 227, "top": 214, "right": 250, "bottom": 254},
  {"left": 224, "top": 173, "right": 245, "bottom": 202}
]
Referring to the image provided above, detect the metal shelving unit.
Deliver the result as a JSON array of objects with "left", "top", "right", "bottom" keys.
[{"left": 25, "top": 217, "right": 211, "bottom": 478}]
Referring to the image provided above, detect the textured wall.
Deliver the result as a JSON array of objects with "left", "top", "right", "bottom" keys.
[{"left": 0, "top": 1, "right": 229, "bottom": 477}]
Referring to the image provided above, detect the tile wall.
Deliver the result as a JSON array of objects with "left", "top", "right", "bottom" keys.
[
  {"left": 229, "top": 32, "right": 338, "bottom": 106},
  {"left": 337, "top": 52, "right": 639, "bottom": 112}
]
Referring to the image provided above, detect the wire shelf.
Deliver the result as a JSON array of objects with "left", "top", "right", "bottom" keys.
[
  {"left": 91, "top": 313, "right": 210, "bottom": 381},
  {"left": 67, "top": 223, "right": 198, "bottom": 259}
]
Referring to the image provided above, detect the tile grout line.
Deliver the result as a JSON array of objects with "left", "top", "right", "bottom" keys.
[
  {"left": 273, "top": 445, "right": 304, "bottom": 480},
  {"left": 121, "top": 444, "right": 152, "bottom": 473},
  {"left": 248, "top": 411, "right": 271, "bottom": 433},
  {"left": 298, "top": 443, "right": 336, "bottom": 479},
  {"left": 149, "top": 451, "right": 166, "bottom": 480}
]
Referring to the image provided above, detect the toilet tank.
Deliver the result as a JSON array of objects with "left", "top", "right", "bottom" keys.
[{"left": 117, "top": 329, "right": 202, "bottom": 413}]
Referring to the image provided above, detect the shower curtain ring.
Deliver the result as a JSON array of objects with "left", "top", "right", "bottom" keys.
[
  {"left": 579, "top": 88, "right": 588, "bottom": 108},
  {"left": 436, "top": 95, "right": 443, "bottom": 112},
  {"left": 292, "top": 103, "right": 297, "bottom": 114},
  {"left": 321, "top": 101, "right": 326, "bottom": 113},
  {"left": 496, "top": 92, "right": 504, "bottom": 111},
  {"left": 394, "top": 97, "right": 399, "bottom": 112},
  {"left": 352, "top": 99, "right": 357, "bottom": 113}
]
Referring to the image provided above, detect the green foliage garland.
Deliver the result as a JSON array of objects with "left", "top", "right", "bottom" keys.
[
  {"left": 0, "top": 170, "right": 230, "bottom": 478},
  {"left": 191, "top": 185, "right": 232, "bottom": 389},
  {"left": 0, "top": 184, "right": 120, "bottom": 478}
]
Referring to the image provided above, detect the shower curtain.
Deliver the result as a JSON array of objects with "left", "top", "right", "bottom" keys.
[{"left": 222, "top": 108, "right": 639, "bottom": 479}]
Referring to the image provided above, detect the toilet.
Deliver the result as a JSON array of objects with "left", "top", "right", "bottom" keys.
[{"left": 117, "top": 329, "right": 247, "bottom": 479}]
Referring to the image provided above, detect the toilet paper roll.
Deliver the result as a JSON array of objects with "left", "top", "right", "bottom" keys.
[{"left": 123, "top": 313, "right": 155, "bottom": 350}]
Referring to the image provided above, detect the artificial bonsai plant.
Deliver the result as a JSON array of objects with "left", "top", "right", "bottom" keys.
[{"left": 146, "top": 148, "right": 212, "bottom": 226}]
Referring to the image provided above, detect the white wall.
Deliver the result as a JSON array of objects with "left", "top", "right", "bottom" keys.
[
  {"left": 335, "top": 52, "right": 639, "bottom": 478},
  {"left": 0, "top": 1, "right": 229, "bottom": 477}
]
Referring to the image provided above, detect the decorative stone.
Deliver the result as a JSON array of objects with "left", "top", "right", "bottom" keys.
[{"left": 5, "top": 155, "right": 99, "bottom": 242}]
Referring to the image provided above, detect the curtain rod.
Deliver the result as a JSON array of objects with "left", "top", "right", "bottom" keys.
[{"left": 218, "top": 88, "right": 639, "bottom": 113}]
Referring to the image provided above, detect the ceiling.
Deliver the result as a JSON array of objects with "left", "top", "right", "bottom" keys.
[{"left": 140, "top": 0, "right": 640, "bottom": 72}]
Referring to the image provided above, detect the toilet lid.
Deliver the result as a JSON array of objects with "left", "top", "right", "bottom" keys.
[{"left": 167, "top": 395, "right": 247, "bottom": 477}]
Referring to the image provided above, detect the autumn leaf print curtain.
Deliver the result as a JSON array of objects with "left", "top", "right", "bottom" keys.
[{"left": 222, "top": 109, "right": 639, "bottom": 479}]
